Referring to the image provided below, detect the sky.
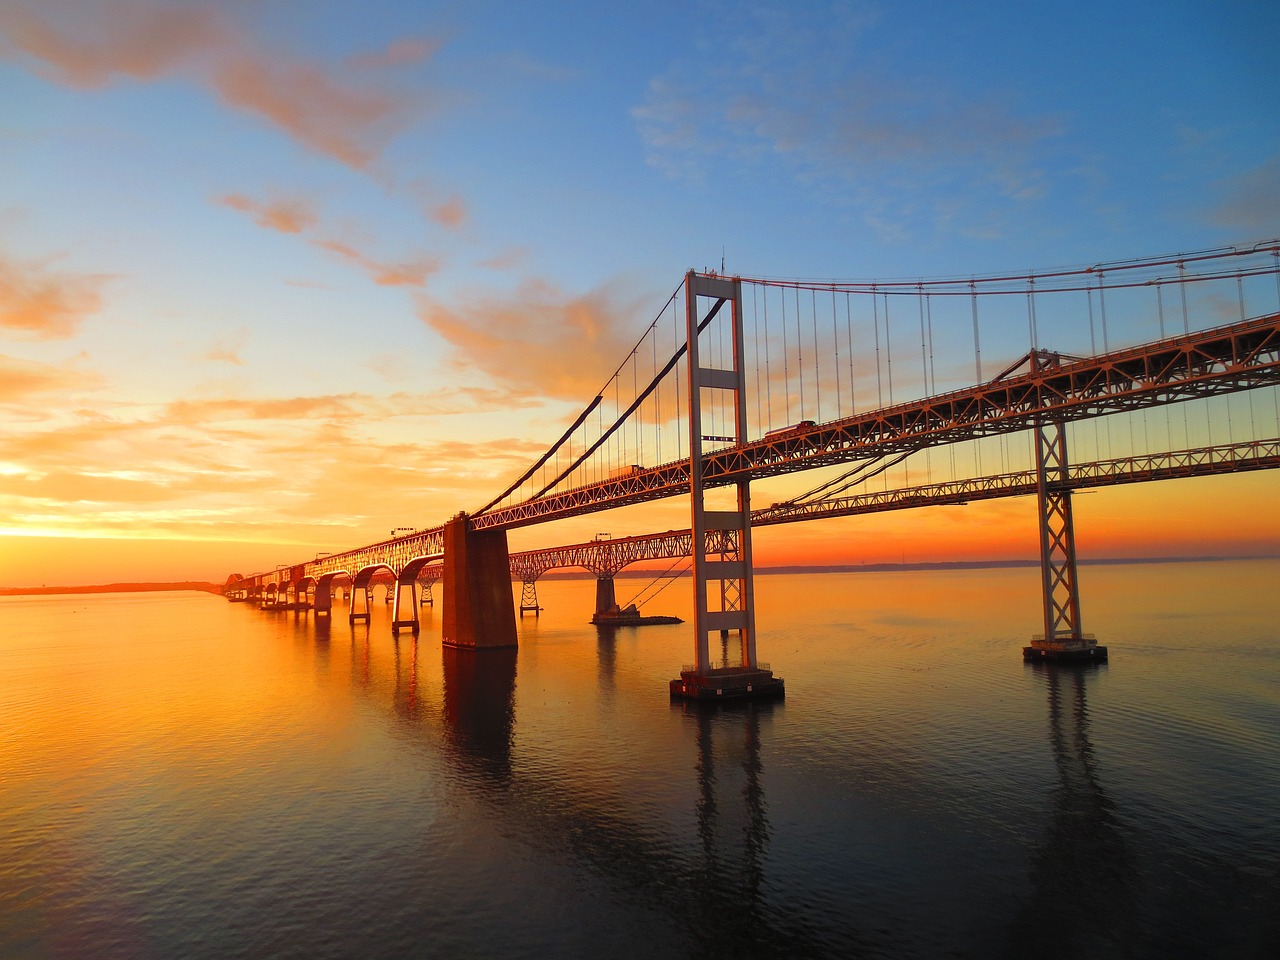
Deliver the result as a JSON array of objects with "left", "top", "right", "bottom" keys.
[{"left": 2, "top": 0, "right": 1279, "bottom": 586}]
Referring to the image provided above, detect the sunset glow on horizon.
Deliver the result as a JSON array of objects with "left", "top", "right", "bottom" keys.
[{"left": 2, "top": 1, "right": 1278, "bottom": 587}]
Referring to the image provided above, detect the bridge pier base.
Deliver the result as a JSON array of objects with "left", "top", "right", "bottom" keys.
[{"left": 442, "top": 513, "right": 518, "bottom": 650}]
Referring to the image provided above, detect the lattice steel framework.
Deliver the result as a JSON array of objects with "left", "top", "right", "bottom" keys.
[
  {"left": 468, "top": 313, "right": 1280, "bottom": 531},
  {"left": 1034, "top": 416, "right": 1083, "bottom": 643}
]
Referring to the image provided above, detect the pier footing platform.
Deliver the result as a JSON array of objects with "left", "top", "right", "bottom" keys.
[
  {"left": 1023, "top": 638, "right": 1108, "bottom": 663},
  {"left": 670, "top": 666, "right": 785, "bottom": 702}
]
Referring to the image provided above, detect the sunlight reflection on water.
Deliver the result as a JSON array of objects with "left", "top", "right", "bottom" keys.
[{"left": 2, "top": 561, "right": 1277, "bottom": 958}]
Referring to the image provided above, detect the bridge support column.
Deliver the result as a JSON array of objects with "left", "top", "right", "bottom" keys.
[
  {"left": 349, "top": 583, "right": 371, "bottom": 624},
  {"left": 672, "top": 272, "right": 782, "bottom": 701},
  {"left": 315, "top": 578, "right": 332, "bottom": 616},
  {"left": 519, "top": 580, "right": 541, "bottom": 616},
  {"left": 420, "top": 578, "right": 436, "bottom": 607},
  {"left": 1024, "top": 415, "right": 1107, "bottom": 663},
  {"left": 442, "top": 513, "right": 517, "bottom": 650},
  {"left": 392, "top": 573, "right": 420, "bottom": 634},
  {"left": 593, "top": 576, "right": 615, "bottom": 617}
]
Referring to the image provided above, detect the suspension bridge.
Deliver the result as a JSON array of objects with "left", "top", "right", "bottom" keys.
[{"left": 226, "top": 241, "right": 1280, "bottom": 700}]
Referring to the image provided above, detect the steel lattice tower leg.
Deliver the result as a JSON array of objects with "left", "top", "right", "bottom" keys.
[
  {"left": 519, "top": 580, "right": 541, "bottom": 616},
  {"left": 1024, "top": 416, "right": 1107, "bottom": 662},
  {"left": 672, "top": 272, "right": 782, "bottom": 700}
]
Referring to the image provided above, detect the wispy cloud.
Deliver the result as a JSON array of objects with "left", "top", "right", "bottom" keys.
[
  {"left": 313, "top": 239, "right": 439, "bottom": 288},
  {"left": 215, "top": 189, "right": 441, "bottom": 287},
  {"left": 0, "top": 353, "right": 98, "bottom": 401},
  {"left": 1209, "top": 155, "right": 1280, "bottom": 233},
  {"left": 429, "top": 195, "right": 467, "bottom": 230},
  {"left": 348, "top": 37, "right": 440, "bottom": 71},
  {"left": 0, "top": 0, "right": 432, "bottom": 170},
  {"left": 216, "top": 192, "right": 318, "bottom": 235},
  {"left": 416, "top": 277, "right": 653, "bottom": 401},
  {"left": 0, "top": 249, "right": 108, "bottom": 339},
  {"left": 479, "top": 247, "right": 529, "bottom": 271},
  {"left": 200, "top": 329, "right": 248, "bottom": 365},
  {"left": 632, "top": 3, "right": 1060, "bottom": 235}
]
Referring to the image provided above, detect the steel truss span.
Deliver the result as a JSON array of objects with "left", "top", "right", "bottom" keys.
[
  {"left": 233, "top": 315, "right": 1280, "bottom": 597},
  {"left": 466, "top": 438, "right": 1278, "bottom": 582},
  {"left": 470, "top": 313, "right": 1280, "bottom": 531}
]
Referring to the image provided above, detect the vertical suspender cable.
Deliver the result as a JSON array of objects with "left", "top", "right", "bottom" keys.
[
  {"left": 970, "top": 282, "right": 982, "bottom": 474},
  {"left": 1274, "top": 251, "right": 1280, "bottom": 429},
  {"left": 795, "top": 287, "right": 805, "bottom": 420},
  {"left": 1027, "top": 275, "right": 1038, "bottom": 350},
  {"left": 970, "top": 280, "right": 982, "bottom": 381},
  {"left": 918, "top": 285, "right": 931, "bottom": 482},
  {"left": 845, "top": 292, "right": 855, "bottom": 416},
  {"left": 1238, "top": 273, "right": 1256, "bottom": 438},
  {"left": 781, "top": 285, "right": 791, "bottom": 423},
  {"left": 832, "top": 289, "right": 842, "bottom": 419},
  {"left": 873, "top": 286, "right": 884, "bottom": 407},
  {"left": 1098, "top": 270, "right": 1110, "bottom": 352},
  {"left": 1156, "top": 282, "right": 1173, "bottom": 449},
  {"left": 812, "top": 288, "right": 822, "bottom": 420},
  {"left": 884, "top": 292, "right": 894, "bottom": 406},
  {"left": 753, "top": 285, "right": 762, "bottom": 434},
  {"left": 763, "top": 287, "right": 772, "bottom": 432}
]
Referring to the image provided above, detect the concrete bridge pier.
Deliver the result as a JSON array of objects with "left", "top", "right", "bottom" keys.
[
  {"left": 442, "top": 513, "right": 517, "bottom": 650},
  {"left": 349, "top": 582, "right": 372, "bottom": 624},
  {"left": 594, "top": 576, "right": 616, "bottom": 617},
  {"left": 392, "top": 572, "right": 420, "bottom": 634},
  {"left": 314, "top": 577, "right": 333, "bottom": 617}
]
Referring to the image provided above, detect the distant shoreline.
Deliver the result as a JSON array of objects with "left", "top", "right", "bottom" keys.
[
  {"left": 0, "top": 582, "right": 223, "bottom": 598},
  {"left": 3, "top": 555, "right": 1274, "bottom": 596}
]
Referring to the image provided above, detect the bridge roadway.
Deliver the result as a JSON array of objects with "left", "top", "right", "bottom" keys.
[
  {"left": 250, "top": 437, "right": 1277, "bottom": 612},
  {"left": 443, "top": 437, "right": 1280, "bottom": 599},
  {"left": 234, "top": 312, "right": 1280, "bottom": 599}
]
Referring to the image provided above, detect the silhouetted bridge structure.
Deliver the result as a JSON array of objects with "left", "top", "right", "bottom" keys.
[{"left": 227, "top": 241, "right": 1280, "bottom": 697}]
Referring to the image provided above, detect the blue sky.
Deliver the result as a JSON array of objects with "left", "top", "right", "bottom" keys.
[{"left": 1, "top": 0, "right": 1277, "bottom": 582}]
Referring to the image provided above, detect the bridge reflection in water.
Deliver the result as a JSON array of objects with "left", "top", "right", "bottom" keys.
[
  {"left": 313, "top": 606, "right": 1167, "bottom": 957},
  {"left": 1005, "top": 664, "right": 1139, "bottom": 958}
]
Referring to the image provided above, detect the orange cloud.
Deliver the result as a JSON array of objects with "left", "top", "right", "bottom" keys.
[
  {"left": 430, "top": 196, "right": 467, "bottom": 229},
  {"left": 0, "top": 354, "right": 95, "bottom": 401},
  {"left": 0, "top": 251, "right": 107, "bottom": 339},
  {"left": 0, "top": 0, "right": 430, "bottom": 170},
  {"left": 209, "top": 56, "right": 415, "bottom": 170},
  {"left": 415, "top": 278, "right": 653, "bottom": 401},
  {"left": 217, "top": 193, "right": 317, "bottom": 234},
  {"left": 313, "top": 239, "right": 439, "bottom": 288},
  {"left": 0, "top": 0, "right": 224, "bottom": 88}
]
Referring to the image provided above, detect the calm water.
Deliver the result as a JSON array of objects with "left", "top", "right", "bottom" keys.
[{"left": 2, "top": 561, "right": 1278, "bottom": 959}]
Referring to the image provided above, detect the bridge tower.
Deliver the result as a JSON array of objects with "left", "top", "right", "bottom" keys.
[
  {"left": 672, "top": 273, "right": 783, "bottom": 701},
  {"left": 1024, "top": 353, "right": 1107, "bottom": 662}
]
